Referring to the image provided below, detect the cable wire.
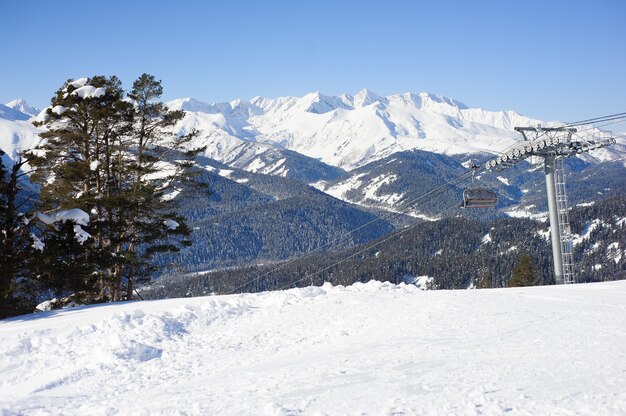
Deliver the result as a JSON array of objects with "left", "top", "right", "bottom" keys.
[
  {"left": 221, "top": 111, "right": 624, "bottom": 295},
  {"left": 276, "top": 204, "right": 460, "bottom": 291},
  {"left": 225, "top": 169, "right": 475, "bottom": 294},
  {"left": 563, "top": 112, "right": 626, "bottom": 127}
]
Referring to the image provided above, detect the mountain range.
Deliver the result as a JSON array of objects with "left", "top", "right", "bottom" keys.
[
  {"left": 165, "top": 89, "right": 625, "bottom": 172},
  {"left": 2, "top": 91, "right": 625, "bottom": 277}
]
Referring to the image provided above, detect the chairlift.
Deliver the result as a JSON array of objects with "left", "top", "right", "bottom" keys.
[{"left": 462, "top": 166, "right": 498, "bottom": 209}]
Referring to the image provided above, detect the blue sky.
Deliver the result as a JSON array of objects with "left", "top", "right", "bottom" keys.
[{"left": 1, "top": 0, "right": 625, "bottom": 125}]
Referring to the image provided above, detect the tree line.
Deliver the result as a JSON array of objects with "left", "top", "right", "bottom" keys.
[{"left": 0, "top": 74, "right": 206, "bottom": 318}]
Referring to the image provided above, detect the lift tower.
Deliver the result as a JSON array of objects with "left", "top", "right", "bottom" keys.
[{"left": 482, "top": 126, "right": 615, "bottom": 284}]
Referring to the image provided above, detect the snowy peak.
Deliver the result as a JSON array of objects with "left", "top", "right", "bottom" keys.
[
  {"left": 0, "top": 103, "right": 31, "bottom": 121},
  {"left": 167, "top": 97, "right": 215, "bottom": 114},
  {"left": 418, "top": 92, "right": 468, "bottom": 110},
  {"left": 353, "top": 88, "right": 386, "bottom": 107},
  {"left": 391, "top": 92, "right": 468, "bottom": 111},
  {"left": 297, "top": 91, "right": 351, "bottom": 114},
  {"left": 6, "top": 98, "right": 40, "bottom": 118},
  {"left": 162, "top": 89, "right": 622, "bottom": 172},
  {"left": 167, "top": 97, "right": 264, "bottom": 120}
]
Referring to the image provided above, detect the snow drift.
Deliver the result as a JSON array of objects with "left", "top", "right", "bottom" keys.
[{"left": 1, "top": 280, "right": 625, "bottom": 415}]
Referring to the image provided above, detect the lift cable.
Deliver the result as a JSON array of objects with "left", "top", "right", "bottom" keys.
[
  {"left": 276, "top": 204, "right": 460, "bottom": 291},
  {"left": 225, "top": 170, "right": 476, "bottom": 295},
  {"left": 572, "top": 118, "right": 626, "bottom": 135},
  {"left": 224, "top": 137, "right": 559, "bottom": 295},
  {"left": 223, "top": 111, "right": 624, "bottom": 295},
  {"left": 563, "top": 112, "right": 626, "bottom": 128}
]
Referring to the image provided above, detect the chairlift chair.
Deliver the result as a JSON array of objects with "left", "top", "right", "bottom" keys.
[
  {"left": 462, "top": 187, "right": 498, "bottom": 208},
  {"left": 462, "top": 166, "right": 498, "bottom": 209}
]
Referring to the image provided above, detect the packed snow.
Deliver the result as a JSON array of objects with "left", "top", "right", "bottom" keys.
[
  {"left": 606, "top": 242, "right": 623, "bottom": 264},
  {"left": 2, "top": 280, "right": 626, "bottom": 415},
  {"left": 29, "top": 233, "right": 44, "bottom": 252},
  {"left": 324, "top": 173, "right": 366, "bottom": 200},
  {"left": 496, "top": 176, "right": 510, "bottom": 185},
  {"left": 572, "top": 219, "right": 605, "bottom": 246},
  {"left": 35, "top": 209, "right": 90, "bottom": 226},
  {"left": 505, "top": 208, "right": 548, "bottom": 221},
  {"left": 218, "top": 169, "right": 234, "bottom": 178},
  {"left": 361, "top": 174, "right": 403, "bottom": 206},
  {"left": 31, "top": 209, "right": 91, "bottom": 248},
  {"left": 51, "top": 105, "right": 67, "bottom": 116},
  {"left": 71, "top": 85, "right": 106, "bottom": 99},
  {"left": 72, "top": 225, "right": 91, "bottom": 245},
  {"left": 0, "top": 117, "right": 42, "bottom": 163},
  {"left": 68, "top": 78, "right": 88, "bottom": 89}
]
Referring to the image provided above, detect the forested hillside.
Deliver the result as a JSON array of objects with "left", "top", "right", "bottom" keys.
[{"left": 146, "top": 196, "right": 626, "bottom": 299}]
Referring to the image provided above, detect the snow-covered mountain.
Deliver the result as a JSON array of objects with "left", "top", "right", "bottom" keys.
[
  {"left": 5, "top": 99, "right": 40, "bottom": 118},
  {"left": 168, "top": 89, "right": 626, "bottom": 172},
  {"left": 0, "top": 99, "right": 42, "bottom": 162},
  {"left": 2, "top": 89, "right": 623, "bottom": 174},
  {"left": 1, "top": 89, "right": 624, "bottom": 220},
  {"left": 0, "top": 118, "right": 40, "bottom": 163},
  {"left": 0, "top": 103, "right": 31, "bottom": 122}
]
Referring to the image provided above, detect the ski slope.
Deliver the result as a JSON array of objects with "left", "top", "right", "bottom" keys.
[{"left": 1, "top": 281, "right": 626, "bottom": 415}]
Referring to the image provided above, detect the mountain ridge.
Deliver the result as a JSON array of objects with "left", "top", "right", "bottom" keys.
[
  {"left": 5, "top": 98, "right": 40, "bottom": 118},
  {"left": 166, "top": 89, "right": 626, "bottom": 171}
]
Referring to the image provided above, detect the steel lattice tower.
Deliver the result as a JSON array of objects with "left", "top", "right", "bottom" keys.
[{"left": 483, "top": 126, "right": 615, "bottom": 284}]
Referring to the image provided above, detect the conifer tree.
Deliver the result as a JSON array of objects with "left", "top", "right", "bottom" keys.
[
  {"left": 0, "top": 152, "right": 36, "bottom": 317},
  {"left": 122, "top": 73, "right": 204, "bottom": 299},
  {"left": 27, "top": 74, "right": 204, "bottom": 302},
  {"left": 28, "top": 76, "right": 129, "bottom": 300},
  {"left": 509, "top": 252, "right": 538, "bottom": 287}
]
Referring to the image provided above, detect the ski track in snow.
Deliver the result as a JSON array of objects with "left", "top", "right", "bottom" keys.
[{"left": 1, "top": 281, "right": 626, "bottom": 415}]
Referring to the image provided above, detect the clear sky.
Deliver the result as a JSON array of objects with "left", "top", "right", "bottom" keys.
[{"left": 1, "top": 0, "right": 625, "bottom": 125}]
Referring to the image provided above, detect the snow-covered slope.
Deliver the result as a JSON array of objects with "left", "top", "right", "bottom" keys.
[
  {"left": 0, "top": 118, "right": 41, "bottom": 163},
  {"left": 2, "top": 280, "right": 626, "bottom": 415},
  {"left": 169, "top": 90, "right": 626, "bottom": 171},
  {"left": 0, "top": 104, "right": 30, "bottom": 122},
  {"left": 0, "top": 99, "right": 42, "bottom": 164}
]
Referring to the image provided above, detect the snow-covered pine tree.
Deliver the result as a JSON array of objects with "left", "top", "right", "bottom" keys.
[
  {"left": 122, "top": 73, "right": 204, "bottom": 299},
  {"left": 27, "top": 76, "right": 128, "bottom": 301},
  {"left": 27, "top": 74, "right": 204, "bottom": 302}
]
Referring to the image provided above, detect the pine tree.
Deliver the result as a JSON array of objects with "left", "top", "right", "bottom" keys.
[
  {"left": 509, "top": 252, "right": 538, "bottom": 287},
  {"left": 122, "top": 73, "right": 204, "bottom": 299},
  {"left": 27, "top": 74, "right": 204, "bottom": 302},
  {"left": 0, "top": 152, "right": 36, "bottom": 317},
  {"left": 27, "top": 76, "right": 128, "bottom": 300}
]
